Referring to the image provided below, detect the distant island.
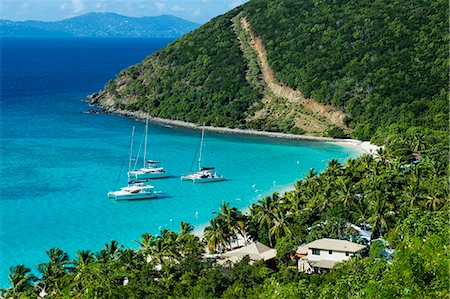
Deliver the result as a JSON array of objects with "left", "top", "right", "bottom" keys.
[{"left": 0, "top": 13, "right": 200, "bottom": 38}]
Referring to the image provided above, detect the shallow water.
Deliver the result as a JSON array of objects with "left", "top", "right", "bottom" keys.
[{"left": 0, "top": 38, "right": 358, "bottom": 286}]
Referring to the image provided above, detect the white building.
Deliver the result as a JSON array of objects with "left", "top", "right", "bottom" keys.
[{"left": 297, "top": 238, "right": 366, "bottom": 274}]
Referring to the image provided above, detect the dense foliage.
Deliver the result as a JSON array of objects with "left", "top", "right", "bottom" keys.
[
  {"left": 95, "top": 0, "right": 448, "bottom": 140},
  {"left": 101, "top": 8, "right": 262, "bottom": 128},
  {"left": 245, "top": 0, "right": 448, "bottom": 139},
  {"left": 3, "top": 132, "right": 448, "bottom": 298}
]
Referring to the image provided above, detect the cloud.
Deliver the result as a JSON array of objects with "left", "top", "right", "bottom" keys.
[
  {"left": 72, "top": 0, "right": 85, "bottom": 13},
  {"left": 171, "top": 5, "right": 186, "bottom": 12},
  {"left": 155, "top": 2, "right": 165, "bottom": 12},
  {"left": 21, "top": 2, "right": 29, "bottom": 10}
]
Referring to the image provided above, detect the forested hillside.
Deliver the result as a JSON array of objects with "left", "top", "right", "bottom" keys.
[
  {"left": 244, "top": 0, "right": 448, "bottom": 140},
  {"left": 90, "top": 9, "right": 261, "bottom": 128},
  {"left": 90, "top": 0, "right": 448, "bottom": 141}
]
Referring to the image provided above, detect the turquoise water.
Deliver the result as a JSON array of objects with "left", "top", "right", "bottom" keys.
[{"left": 0, "top": 38, "right": 358, "bottom": 286}]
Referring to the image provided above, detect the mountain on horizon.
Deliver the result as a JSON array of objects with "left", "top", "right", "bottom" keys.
[{"left": 0, "top": 12, "right": 200, "bottom": 38}]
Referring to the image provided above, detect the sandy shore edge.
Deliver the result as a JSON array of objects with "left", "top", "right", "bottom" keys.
[{"left": 89, "top": 106, "right": 380, "bottom": 156}]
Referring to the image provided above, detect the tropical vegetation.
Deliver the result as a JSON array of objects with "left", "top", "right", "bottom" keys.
[
  {"left": 3, "top": 0, "right": 448, "bottom": 297},
  {"left": 90, "top": 0, "right": 447, "bottom": 139},
  {"left": 2, "top": 131, "right": 448, "bottom": 298}
]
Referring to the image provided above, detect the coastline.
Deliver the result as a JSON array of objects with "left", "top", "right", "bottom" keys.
[
  {"left": 193, "top": 182, "right": 296, "bottom": 239},
  {"left": 88, "top": 103, "right": 380, "bottom": 244},
  {"left": 88, "top": 105, "right": 380, "bottom": 156}
]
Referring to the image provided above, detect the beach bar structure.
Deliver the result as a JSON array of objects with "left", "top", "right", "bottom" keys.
[{"left": 218, "top": 241, "right": 276, "bottom": 265}]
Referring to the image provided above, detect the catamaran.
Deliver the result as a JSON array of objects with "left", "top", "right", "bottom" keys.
[
  {"left": 181, "top": 125, "right": 225, "bottom": 183},
  {"left": 108, "top": 183, "right": 162, "bottom": 201},
  {"left": 108, "top": 126, "right": 163, "bottom": 201},
  {"left": 128, "top": 118, "right": 170, "bottom": 180}
]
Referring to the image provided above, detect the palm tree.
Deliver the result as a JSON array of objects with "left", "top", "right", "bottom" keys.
[
  {"left": 180, "top": 222, "right": 194, "bottom": 236},
  {"left": 156, "top": 229, "right": 178, "bottom": 259},
  {"left": 118, "top": 248, "right": 139, "bottom": 271},
  {"left": 282, "top": 191, "right": 303, "bottom": 215},
  {"left": 71, "top": 250, "right": 95, "bottom": 295},
  {"left": 73, "top": 250, "right": 94, "bottom": 273},
  {"left": 305, "top": 168, "right": 317, "bottom": 181},
  {"left": 402, "top": 182, "right": 424, "bottom": 208},
  {"left": 336, "top": 177, "right": 355, "bottom": 208},
  {"left": 367, "top": 191, "right": 395, "bottom": 239},
  {"left": 5, "top": 265, "right": 36, "bottom": 297},
  {"left": 104, "top": 240, "right": 122, "bottom": 258},
  {"left": 214, "top": 202, "right": 243, "bottom": 246},
  {"left": 268, "top": 208, "right": 292, "bottom": 241},
  {"left": 203, "top": 217, "right": 229, "bottom": 252},
  {"left": 424, "top": 178, "right": 448, "bottom": 211},
  {"left": 37, "top": 248, "right": 70, "bottom": 296},
  {"left": 250, "top": 195, "right": 277, "bottom": 247},
  {"left": 137, "top": 232, "right": 155, "bottom": 256},
  {"left": 326, "top": 159, "right": 343, "bottom": 176}
]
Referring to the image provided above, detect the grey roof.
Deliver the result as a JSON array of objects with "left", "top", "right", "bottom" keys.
[
  {"left": 305, "top": 238, "right": 366, "bottom": 253},
  {"left": 310, "top": 259, "right": 339, "bottom": 269},
  {"left": 222, "top": 241, "right": 276, "bottom": 261}
]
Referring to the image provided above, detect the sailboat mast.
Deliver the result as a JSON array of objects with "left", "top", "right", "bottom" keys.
[
  {"left": 198, "top": 125, "right": 205, "bottom": 171},
  {"left": 128, "top": 126, "right": 135, "bottom": 182},
  {"left": 143, "top": 118, "right": 148, "bottom": 167}
]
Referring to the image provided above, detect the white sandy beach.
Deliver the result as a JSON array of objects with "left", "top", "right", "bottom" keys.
[{"left": 99, "top": 108, "right": 381, "bottom": 156}]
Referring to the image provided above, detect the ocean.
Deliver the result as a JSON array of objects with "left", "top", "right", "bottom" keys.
[{"left": 0, "top": 37, "right": 358, "bottom": 286}]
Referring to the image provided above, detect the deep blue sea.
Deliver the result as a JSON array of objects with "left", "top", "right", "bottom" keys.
[{"left": 0, "top": 37, "right": 358, "bottom": 287}]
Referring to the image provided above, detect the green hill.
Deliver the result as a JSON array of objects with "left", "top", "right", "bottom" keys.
[{"left": 90, "top": 0, "right": 448, "bottom": 140}]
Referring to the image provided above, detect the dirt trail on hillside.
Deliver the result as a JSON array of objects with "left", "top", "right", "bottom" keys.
[{"left": 240, "top": 17, "right": 346, "bottom": 128}]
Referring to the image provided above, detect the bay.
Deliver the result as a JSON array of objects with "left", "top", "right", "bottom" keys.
[{"left": 0, "top": 37, "right": 358, "bottom": 286}]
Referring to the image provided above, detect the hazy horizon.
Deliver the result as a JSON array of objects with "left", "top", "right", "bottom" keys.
[{"left": 0, "top": 0, "right": 248, "bottom": 24}]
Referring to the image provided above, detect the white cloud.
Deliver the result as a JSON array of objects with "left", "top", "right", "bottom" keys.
[
  {"left": 72, "top": 0, "right": 85, "bottom": 13},
  {"left": 155, "top": 2, "right": 165, "bottom": 12},
  {"left": 21, "top": 2, "right": 29, "bottom": 9},
  {"left": 171, "top": 5, "right": 185, "bottom": 12}
]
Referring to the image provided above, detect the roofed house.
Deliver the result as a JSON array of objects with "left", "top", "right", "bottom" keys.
[
  {"left": 218, "top": 241, "right": 276, "bottom": 265},
  {"left": 297, "top": 238, "right": 366, "bottom": 274}
]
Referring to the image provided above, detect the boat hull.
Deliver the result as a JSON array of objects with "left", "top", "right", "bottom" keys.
[
  {"left": 108, "top": 192, "right": 160, "bottom": 201},
  {"left": 181, "top": 174, "right": 225, "bottom": 183},
  {"left": 192, "top": 177, "right": 225, "bottom": 183},
  {"left": 128, "top": 171, "right": 170, "bottom": 180}
]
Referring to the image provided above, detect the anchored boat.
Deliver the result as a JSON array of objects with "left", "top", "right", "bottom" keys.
[
  {"left": 108, "top": 126, "right": 163, "bottom": 201},
  {"left": 107, "top": 183, "right": 162, "bottom": 201},
  {"left": 181, "top": 125, "right": 225, "bottom": 183},
  {"left": 128, "top": 118, "right": 170, "bottom": 180}
]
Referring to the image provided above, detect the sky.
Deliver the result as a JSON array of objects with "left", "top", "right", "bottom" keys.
[{"left": 0, "top": 0, "right": 248, "bottom": 24}]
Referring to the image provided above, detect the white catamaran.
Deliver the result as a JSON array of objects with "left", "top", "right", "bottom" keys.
[
  {"left": 181, "top": 125, "right": 225, "bottom": 183},
  {"left": 108, "top": 126, "right": 163, "bottom": 201},
  {"left": 128, "top": 118, "right": 170, "bottom": 180}
]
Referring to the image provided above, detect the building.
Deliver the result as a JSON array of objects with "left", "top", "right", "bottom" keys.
[
  {"left": 218, "top": 241, "right": 277, "bottom": 265},
  {"left": 297, "top": 238, "right": 366, "bottom": 274}
]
